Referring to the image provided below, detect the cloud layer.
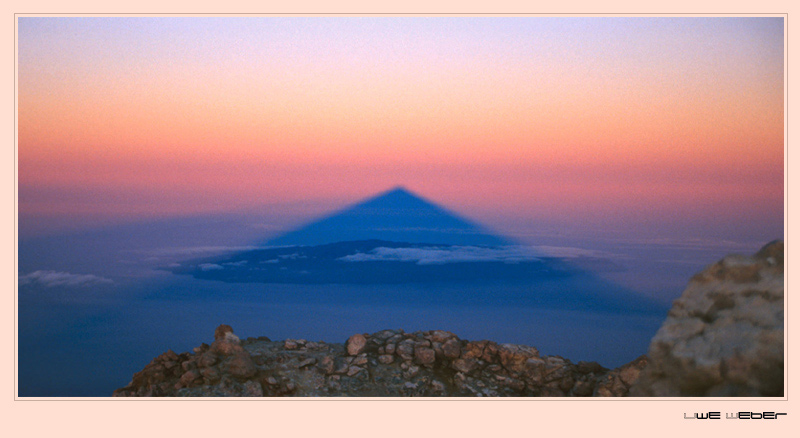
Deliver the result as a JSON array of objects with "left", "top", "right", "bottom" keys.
[
  {"left": 18, "top": 270, "right": 114, "bottom": 288},
  {"left": 337, "top": 245, "right": 609, "bottom": 265}
]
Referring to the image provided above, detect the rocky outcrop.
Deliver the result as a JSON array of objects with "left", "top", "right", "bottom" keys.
[
  {"left": 113, "top": 326, "right": 639, "bottom": 397},
  {"left": 630, "top": 241, "right": 784, "bottom": 396}
]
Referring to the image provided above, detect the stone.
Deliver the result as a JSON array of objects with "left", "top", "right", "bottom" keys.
[
  {"left": 397, "top": 340, "right": 415, "bottom": 361},
  {"left": 224, "top": 351, "right": 257, "bottom": 379},
  {"left": 200, "top": 366, "right": 220, "bottom": 382},
  {"left": 352, "top": 354, "right": 368, "bottom": 366},
  {"left": 618, "top": 356, "right": 647, "bottom": 386},
  {"left": 297, "top": 357, "right": 317, "bottom": 368},
  {"left": 210, "top": 326, "right": 244, "bottom": 356},
  {"left": 243, "top": 380, "right": 263, "bottom": 397},
  {"left": 346, "top": 334, "right": 367, "bottom": 356},
  {"left": 427, "top": 330, "right": 457, "bottom": 344},
  {"left": 197, "top": 351, "right": 218, "bottom": 368},
  {"left": 284, "top": 340, "right": 299, "bottom": 350},
  {"left": 630, "top": 241, "right": 784, "bottom": 397},
  {"left": 452, "top": 358, "right": 479, "bottom": 374},
  {"left": 179, "top": 369, "right": 201, "bottom": 386},
  {"left": 594, "top": 374, "right": 628, "bottom": 397},
  {"left": 577, "top": 361, "right": 605, "bottom": 375},
  {"left": 498, "top": 344, "right": 539, "bottom": 375},
  {"left": 430, "top": 380, "right": 446, "bottom": 394},
  {"left": 378, "top": 354, "right": 394, "bottom": 364},
  {"left": 403, "top": 365, "right": 420, "bottom": 379},
  {"left": 192, "top": 343, "right": 210, "bottom": 354},
  {"left": 333, "top": 357, "right": 350, "bottom": 374},
  {"left": 318, "top": 356, "right": 335, "bottom": 375},
  {"left": 572, "top": 379, "right": 594, "bottom": 396},
  {"left": 442, "top": 338, "right": 461, "bottom": 359},
  {"left": 414, "top": 346, "right": 436, "bottom": 365},
  {"left": 214, "top": 325, "right": 234, "bottom": 341}
]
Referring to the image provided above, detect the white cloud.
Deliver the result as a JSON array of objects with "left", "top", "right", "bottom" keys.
[
  {"left": 530, "top": 245, "right": 611, "bottom": 258},
  {"left": 338, "top": 245, "right": 613, "bottom": 265},
  {"left": 18, "top": 270, "right": 113, "bottom": 288},
  {"left": 278, "top": 253, "right": 307, "bottom": 260},
  {"left": 338, "top": 246, "right": 540, "bottom": 265},
  {"left": 198, "top": 263, "right": 224, "bottom": 271}
]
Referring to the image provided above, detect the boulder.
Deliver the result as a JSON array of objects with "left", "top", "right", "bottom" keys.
[
  {"left": 630, "top": 241, "right": 784, "bottom": 396},
  {"left": 346, "top": 334, "right": 367, "bottom": 356}
]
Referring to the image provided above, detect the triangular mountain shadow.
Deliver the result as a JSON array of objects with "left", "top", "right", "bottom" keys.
[
  {"left": 266, "top": 187, "right": 511, "bottom": 247},
  {"left": 168, "top": 187, "right": 667, "bottom": 315}
]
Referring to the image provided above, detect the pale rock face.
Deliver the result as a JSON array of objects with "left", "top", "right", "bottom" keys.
[
  {"left": 630, "top": 241, "right": 783, "bottom": 396},
  {"left": 346, "top": 334, "right": 367, "bottom": 356}
]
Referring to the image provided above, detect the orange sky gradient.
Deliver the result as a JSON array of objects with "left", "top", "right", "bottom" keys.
[{"left": 17, "top": 17, "right": 784, "bottom": 242}]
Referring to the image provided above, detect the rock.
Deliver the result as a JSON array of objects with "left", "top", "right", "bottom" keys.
[
  {"left": 243, "top": 380, "right": 263, "bottom": 397},
  {"left": 451, "top": 358, "right": 479, "bottom": 374},
  {"left": 497, "top": 343, "right": 539, "bottom": 375},
  {"left": 351, "top": 354, "right": 368, "bottom": 366},
  {"left": 396, "top": 340, "right": 415, "bottom": 361},
  {"left": 378, "top": 354, "right": 394, "bottom": 364},
  {"left": 211, "top": 327, "right": 244, "bottom": 356},
  {"left": 214, "top": 324, "right": 234, "bottom": 341},
  {"left": 618, "top": 356, "right": 647, "bottom": 386},
  {"left": 403, "top": 365, "right": 420, "bottom": 379},
  {"left": 577, "top": 361, "right": 605, "bottom": 374},
  {"left": 297, "top": 357, "right": 317, "bottom": 368},
  {"left": 442, "top": 338, "right": 461, "bottom": 359},
  {"left": 224, "top": 351, "right": 257, "bottom": 379},
  {"left": 318, "top": 356, "right": 335, "bottom": 375},
  {"left": 197, "top": 351, "right": 218, "bottom": 368},
  {"left": 594, "top": 374, "right": 628, "bottom": 397},
  {"left": 179, "top": 369, "right": 201, "bottom": 386},
  {"left": 158, "top": 350, "right": 179, "bottom": 362},
  {"left": 200, "top": 366, "right": 220, "bottom": 383},
  {"left": 427, "top": 330, "right": 457, "bottom": 343},
  {"left": 414, "top": 346, "right": 436, "bottom": 365},
  {"left": 430, "top": 380, "right": 446, "bottom": 394},
  {"left": 284, "top": 340, "right": 299, "bottom": 350},
  {"left": 346, "top": 334, "right": 367, "bottom": 356},
  {"left": 572, "top": 379, "right": 595, "bottom": 396},
  {"left": 333, "top": 357, "right": 350, "bottom": 374},
  {"left": 630, "top": 241, "right": 784, "bottom": 397}
]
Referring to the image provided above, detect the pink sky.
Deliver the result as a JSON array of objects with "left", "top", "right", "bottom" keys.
[{"left": 17, "top": 17, "right": 784, "bottom": 242}]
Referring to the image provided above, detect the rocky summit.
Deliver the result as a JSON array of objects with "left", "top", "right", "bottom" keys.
[
  {"left": 113, "top": 326, "right": 648, "bottom": 397},
  {"left": 114, "top": 240, "right": 783, "bottom": 397}
]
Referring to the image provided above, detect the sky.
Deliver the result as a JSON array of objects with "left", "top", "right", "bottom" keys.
[{"left": 17, "top": 17, "right": 784, "bottom": 244}]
